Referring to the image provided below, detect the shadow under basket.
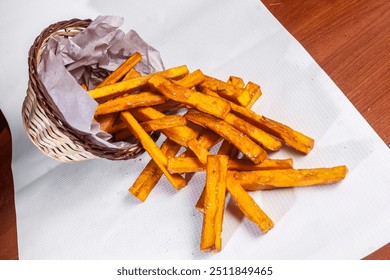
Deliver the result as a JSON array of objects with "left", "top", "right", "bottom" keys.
[{"left": 22, "top": 18, "right": 159, "bottom": 162}]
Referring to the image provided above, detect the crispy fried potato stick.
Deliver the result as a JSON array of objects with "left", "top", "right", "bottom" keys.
[
  {"left": 185, "top": 109, "right": 267, "bottom": 164},
  {"left": 104, "top": 121, "right": 126, "bottom": 134},
  {"left": 114, "top": 115, "right": 187, "bottom": 141},
  {"left": 129, "top": 139, "right": 181, "bottom": 202},
  {"left": 229, "top": 102, "right": 314, "bottom": 154},
  {"left": 200, "top": 76, "right": 251, "bottom": 107},
  {"left": 140, "top": 115, "right": 187, "bottom": 132},
  {"left": 94, "top": 56, "right": 142, "bottom": 132},
  {"left": 227, "top": 177, "right": 274, "bottom": 233},
  {"left": 200, "top": 155, "right": 228, "bottom": 252},
  {"left": 167, "top": 157, "right": 293, "bottom": 174},
  {"left": 96, "top": 113, "right": 118, "bottom": 132},
  {"left": 200, "top": 87, "right": 314, "bottom": 154},
  {"left": 243, "top": 82, "right": 262, "bottom": 109},
  {"left": 230, "top": 165, "right": 348, "bottom": 190},
  {"left": 216, "top": 80, "right": 263, "bottom": 164},
  {"left": 227, "top": 76, "right": 245, "bottom": 89},
  {"left": 97, "top": 52, "right": 142, "bottom": 88},
  {"left": 195, "top": 188, "right": 207, "bottom": 213},
  {"left": 88, "top": 65, "right": 189, "bottom": 100},
  {"left": 148, "top": 75, "right": 231, "bottom": 119},
  {"left": 186, "top": 138, "right": 210, "bottom": 165},
  {"left": 131, "top": 107, "right": 199, "bottom": 146},
  {"left": 120, "top": 111, "right": 186, "bottom": 190},
  {"left": 217, "top": 140, "right": 239, "bottom": 157},
  {"left": 224, "top": 112, "right": 283, "bottom": 151},
  {"left": 151, "top": 100, "right": 186, "bottom": 113},
  {"left": 95, "top": 92, "right": 166, "bottom": 115},
  {"left": 123, "top": 68, "right": 142, "bottom": 80},
  {"left": 174, "top": 69, "right": 205, "bottom": 88}
]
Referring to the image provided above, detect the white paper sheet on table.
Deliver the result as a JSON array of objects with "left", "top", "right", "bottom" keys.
[{"left": 1, "top": 0, "right": 390, "bottom": 259}]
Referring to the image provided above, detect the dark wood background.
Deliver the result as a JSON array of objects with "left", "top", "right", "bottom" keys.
[
  {"left": 261, "top": 0, "right": 390, "bottom": 260},
  {"left": 1, "top": 0, "right": 389, "bottom": 260}
]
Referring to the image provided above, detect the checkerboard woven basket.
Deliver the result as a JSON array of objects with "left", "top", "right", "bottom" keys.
[{"left": 22, "top": 18, "right": 159, "bottom": 162}]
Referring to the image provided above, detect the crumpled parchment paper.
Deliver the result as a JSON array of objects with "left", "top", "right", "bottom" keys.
[{"left": 37, "top": 15, "right": 164, "bottom": 148}]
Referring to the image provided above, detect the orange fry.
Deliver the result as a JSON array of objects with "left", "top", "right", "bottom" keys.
[
  {"left": 227, "top": 76, "right": 245, "bottom": 88},
  {"left": 129, "top": 139, "right": 181, "bottom": 202},
  {"left": 243, "top": 81, "right": 262, "bottom": 109},
  {"left": 230, "top": 165, "right": 348, "bottom": 190},
  {"left": 95, "top": 92, "right": 166, "bottom": 115},
  {"left": 200, "top": 155, "right": 228, "bottom": 252},
  {"left": 185, "top": 109, "right": 267, "bottom": 164},
  {"left": 131, "top": 107, "right": 199, "bottom": 146},
  {"left": 167, "top": 157, "right": 293, "bottom": 174},
  {"left": 227, "top": 177, "right": 274, "bottom": 233},
  {"left": 123, "top": 68, "right": 142, "bottom": 80},
  {"left": 97, "top": 52, "right": 142, "bottom": 88},
  {"left": 88, "top": 65, "right": 189, "bottom": 100},
  {"left": 120, "top": 111, "right": 186, "bottom": 190},
  {"left": 224, "top": 112, "right": 282, "bottom": 151},
  {"left": 114, "top": 115, "right": 187, "bottom": 141},
  {"left": 174, "top": 69, "right": 205, "bottom": 88},
  {"left": 200, "top": 87, "right": 314, "bottom": 154},
  {"left": 148, "top": 75, "right": 231, "bottom": 119},
  {"left": 200, "top": 75, "right": 252, "bottom": 107}
]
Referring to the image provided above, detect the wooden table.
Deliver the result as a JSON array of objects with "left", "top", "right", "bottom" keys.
[
  {"left": 261, "top": 0, "right": 390, "bottom": 259},
  {"left": 0, "top": 0, "right": 389, "bottom": 260}
]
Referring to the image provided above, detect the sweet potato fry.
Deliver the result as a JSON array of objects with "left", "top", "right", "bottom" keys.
[
  {"left": 199, "top": 87, "right": 314, "bottom": 154},
  {"left": 129, "top": 139, "right": 181, "bottom": 202},
  {"left": 217, "top": 140, "right": 238, "bottom": 157},
  {"left": 186, "top": 138, "right": 211, "bottom": 165},
  {"left": 123, "top": 68, "right": 142, "bottom": 80},
  {"left": 200, "top": 155, "right": 228, "bottom": 252},
  {"left": 200, "top": 75, "right": 252, "bottom": 107},
  {"left": 97, "top": 52, "right": 142, "bottom": 88},
  {"left": 140, "top": 115, "right": 187, "bottom": 132},
  {"left": 167, "top": 157, "right": 293, "bottom": 174},
  {"left": 174, "top": 69, "right": 205, "bottom": 88},
  {"left": 148, "top": 75, "right": 231, "bottom": 119},
  {"left": 224, "top": 112, "right": 283, "bottom": 151},
  {"left": 230, "top": 165, "right": 348, "bottom": 190},
  {"left": 195, "top": 188, "right": 207, "bottom": 213},
  {"left": 243, "top": 81, "right": 262, "bottom": 109},
  {"left": 95, "top": 92, "right": 166, "bottom": 115},
  {"left": 88, "top": 65, "right": 189, "bottom": 100},
  {"left": 96, "top": 113, "right": 118, "bottom": 132},
  {"left": 104, "top": 121, "right": 126, "bottom": 134},
  {"left": 228, "top": 158, "right": 293, "bottom": 171},
  {"left": 227, "top": 76, "right": 245, "bottom": 89},
  {"left": 94, "top": 56, "right": 144, "bottom": 132},
  {"left": 185, "top": 109, "right": 267, "bottom": 164},
  {"left": 227, "top": 177, "right": 274, "bottom": 233},
  {"left": 229, "top": 102, "right": 314, "bottom": 154},
  {"left": 131, "top": 107, "right": 199, "bottom": 146},
  {"left": 167, "top": 157, "right": 205, "bottom": 174},
  {"left": 151, "top": 100, "right": 186, "bottom": 113},
  {"left": 114, "top": 115, "right": 187, "bottom": 141},
  {"left": 120, "top": 111, "right": 186, "bottom": 190}
]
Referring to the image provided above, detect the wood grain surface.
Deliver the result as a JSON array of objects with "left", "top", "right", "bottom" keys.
[
  {"left": 0, "top": 1, "right": 388, "bottom": 260},
  {"left": 262, "top": 0, "right": 390, "bottom": 146},
  {"left": 262, "top": 0, "right": 390, "bottom": 260},
  {"left": 0, "top": 111, "right": 18, "bottom": 260}
]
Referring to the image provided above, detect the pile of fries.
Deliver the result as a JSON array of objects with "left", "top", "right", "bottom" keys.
[{"left": 85, "top": 52, "right": 348, "bottom": 253}]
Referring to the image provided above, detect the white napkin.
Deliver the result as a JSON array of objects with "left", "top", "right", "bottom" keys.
[{"left": 2, "top": 0, "right": 390, "bottom": 259}]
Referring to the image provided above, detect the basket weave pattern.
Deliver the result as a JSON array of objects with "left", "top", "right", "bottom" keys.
[{"left": 22, "top": 19, "right": 155, "bottom": 162}]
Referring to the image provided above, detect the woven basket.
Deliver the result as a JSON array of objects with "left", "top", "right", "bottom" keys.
[{"left": 22, "top": 18, "right": 159, "bottom": 162}]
